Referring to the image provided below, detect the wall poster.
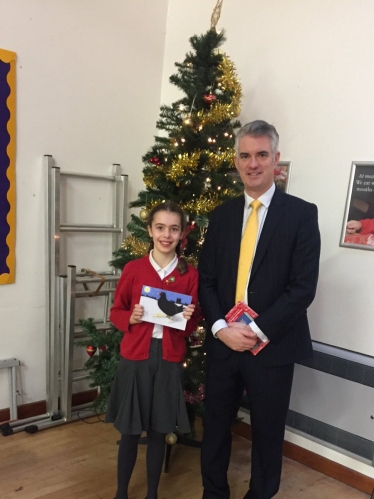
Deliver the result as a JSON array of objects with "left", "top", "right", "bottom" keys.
[{"left": 341, "top": 161, "right": 374, "bottom": 250}]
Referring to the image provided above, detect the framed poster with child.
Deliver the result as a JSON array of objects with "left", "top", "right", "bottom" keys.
[
  {"left": 340, "top": 161, "right": 374, "bottom": 250},
  {"left": 274, "top": 160, "right": 292, "bottom": 193},
  {"left": 229, "top": 160, "right": 292, "bottom": 193}
]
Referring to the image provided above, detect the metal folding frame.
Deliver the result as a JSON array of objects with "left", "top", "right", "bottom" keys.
[
  {"left": 3, "top": 155, "right": 127, "bottom": 434},
  {"left": 59, "top": 265, "right": 119, "bottom": 422},
  {"left": 0, "top": 358, "right": 20, "bottom": 421}
]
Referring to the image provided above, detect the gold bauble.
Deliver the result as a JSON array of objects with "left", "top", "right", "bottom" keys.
[
  {"left": 230, "top": 105, "right": 241, "bottom": 118},
  {"left": 165, "top": 432, "right": 178, "bottom": 445},
  {"left": 139, "top": 208, "right": 150, "bottom": 221}
]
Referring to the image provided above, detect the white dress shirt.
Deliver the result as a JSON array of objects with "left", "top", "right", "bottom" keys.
[
  {"left": 212, "top": 183, "right": 276, "bottom": 341},
  {"left": 148, "top": 250, "right": 178, "bottom": 338}
]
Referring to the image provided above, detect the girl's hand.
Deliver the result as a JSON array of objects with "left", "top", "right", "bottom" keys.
[
  {"left": 183, "top": 304, "right": 195, "bottom": 321},
  {"left": 130, "top": 304, "right": 144, "bottom": 325}
]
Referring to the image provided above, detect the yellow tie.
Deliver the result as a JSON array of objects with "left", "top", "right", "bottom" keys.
[{"left": 235, "top": 200, "right": 262, "bottom": 303}]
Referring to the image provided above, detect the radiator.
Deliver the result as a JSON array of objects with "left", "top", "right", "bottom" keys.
[{"left": 288, "top": 342, "right": 374, "bottom": 464}]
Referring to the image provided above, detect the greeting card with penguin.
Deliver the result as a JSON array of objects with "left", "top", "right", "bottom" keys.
[{"left": 139, "top": 285, "right": 192, "bottom": 330}]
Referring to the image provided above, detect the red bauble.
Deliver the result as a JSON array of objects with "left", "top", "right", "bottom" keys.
[
  {"left": 203, "top": 93, "right": 217, "bottom": 104},
  {"left": 149, "top": 156, "right": 161, "bottom": 166},
  {"left": 100, "top": 345, "right": 106, "bottom": 352},
  {"left": 86, "top": 345, "right": 97, "bottom": 358}
]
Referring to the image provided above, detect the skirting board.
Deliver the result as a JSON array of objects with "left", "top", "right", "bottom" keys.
[
  {"left": 232, "top": 420, "right": 374, "bottom": 495},
  {"left": 0, "top": 389, "right": 98, "bottom": 423}
]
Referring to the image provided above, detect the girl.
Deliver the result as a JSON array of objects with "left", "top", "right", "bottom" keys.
[{"left": 106, "top": 201, "right": 198, "bottom": 499}]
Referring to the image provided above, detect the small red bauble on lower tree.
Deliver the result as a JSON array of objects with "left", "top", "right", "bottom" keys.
[
  {"left": 86, "top": 345, "right": 97, "bottom": 357},
  {"left": 203, "top": 93, "right": 217, "bottom": 104}
]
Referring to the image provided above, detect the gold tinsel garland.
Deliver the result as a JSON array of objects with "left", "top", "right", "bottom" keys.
[
  {"left": 199, "top": 55, "right": 242, "bottom": 126},
  {"left": 181, "top": 193, "right": 223, "bottom": 214},
  {"left": 144, "top": 150, "right": 235, "bottom": 187},
  {"left": 219, "top": 56, "right": 241, "bottom": 96},
  {"left": 184, "top": 254, "right": 198, "bottom": 268},
  {"left": 207, "top": 149, "right": 235, "bottom": 170},
  {"left": 199, "top": 101, "right": 239, "bottom": 126},
  {"left": 166, "top": 151, "right": 201, "bottom": 184},
  {"left": 222, "top": 187, "right": 239, "bottom": 198},
  {"left": 143, "top": 167, "right": 161, "bottom": 189},
  {"left": 121, "top": 235, "right": 149, "bottom": 258}
]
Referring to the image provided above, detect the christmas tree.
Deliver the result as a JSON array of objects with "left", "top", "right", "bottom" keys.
[
  {"left": 78, "top": 21, "right": 242, "bottom": 425},
  {"left": 111, "top": 28, "right": 242, "bottom": 270}
]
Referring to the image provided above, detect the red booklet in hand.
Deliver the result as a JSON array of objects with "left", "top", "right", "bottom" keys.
[{"left": 225, "top": 301, "right": 269, "bottom": 355}]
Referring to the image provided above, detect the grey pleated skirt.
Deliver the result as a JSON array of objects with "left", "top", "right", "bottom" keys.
[{"left": 105, "top": 339, "right": 191, "bottom": 435}]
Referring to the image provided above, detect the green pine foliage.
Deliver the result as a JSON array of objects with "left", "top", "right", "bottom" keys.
[
  {"left": 76, "top": 319, "right": 123, "bottom": 413},
  {"left": 184, "top": 348, "right": 206, "bottom": 413}
]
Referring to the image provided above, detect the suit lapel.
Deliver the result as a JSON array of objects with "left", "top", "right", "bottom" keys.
[{"left": 250, "top": 188, "right": 286, "bottom": 282}]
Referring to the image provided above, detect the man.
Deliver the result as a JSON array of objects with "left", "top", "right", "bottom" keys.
[{"left": 198, "top": 120, "right": 320, "bottom": 499}]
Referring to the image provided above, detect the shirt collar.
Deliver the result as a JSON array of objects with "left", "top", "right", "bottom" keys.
[
  {"left": 149, "top": 250, "right": 178, "bottom": 274},
  {"left": 244, "top": 183, "right": 276, "bottom": 210}
]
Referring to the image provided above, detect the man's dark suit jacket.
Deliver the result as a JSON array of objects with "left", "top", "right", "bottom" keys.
[{"left": 198, "top": 187, "right": 321, "bottom": 366}]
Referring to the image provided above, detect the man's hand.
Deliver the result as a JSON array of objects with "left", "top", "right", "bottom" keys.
[
  {"left": 346, "top": 220, "right": 362, "bottom": 234},
  {"left": 216, "top": 322, "right": 258, "bottom": 351}
]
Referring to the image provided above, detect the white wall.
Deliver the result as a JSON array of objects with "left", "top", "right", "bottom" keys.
[
  {"left": 0, "top": 0, "right": 168, "bottom": 410},
  {"left": 162, "top": 0, "right": 374, "bottom": 357},
  {"left": 162, "top": 0, "right": 374, "bottom": 476},
  {"left": 1, "top": 0, "right": 373, "bottom": 477}
]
